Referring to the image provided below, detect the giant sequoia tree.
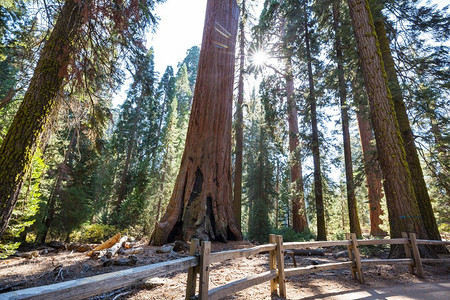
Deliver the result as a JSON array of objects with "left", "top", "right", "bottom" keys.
[
  {"left": 151, "top": 0, "right": 242, "bottom": 245},
  {"left": 346, "top": 0, "right": 428, "bottom": 248}
]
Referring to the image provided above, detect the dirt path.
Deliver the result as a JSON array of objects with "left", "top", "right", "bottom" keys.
[
  {"left": 304, "top": 281, "right": 450, "bottom": 300},
  {"left": 1, "top": 241, "right": 449, "bottom": 299}
]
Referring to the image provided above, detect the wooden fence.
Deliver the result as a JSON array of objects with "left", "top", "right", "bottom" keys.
[{"left": 2, "top": 233, "right": 449, "bottom": 300}]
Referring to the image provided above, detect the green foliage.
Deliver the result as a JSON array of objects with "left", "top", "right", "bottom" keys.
[
  {"left": 0, "top": 148, "right": 45, "bottom": 257},
  {"left": 271, "top": 227, "right": 314, "bottom": 242},
  {"left": 245, "top": 99, "right": 276, "bottom": 244},
  {"left": 70, "top": 223, "right": 118, "bottom": 244}
]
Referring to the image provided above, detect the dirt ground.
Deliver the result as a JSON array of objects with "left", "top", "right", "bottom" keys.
[{"left": 0, "top": 240, "right": 449, "bottom": 299}]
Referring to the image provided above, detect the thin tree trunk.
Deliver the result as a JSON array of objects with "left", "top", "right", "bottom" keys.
[
  {"left": 355, "top": 105, "right": 386, "bottom": 236},
  {"left": 116, "top": 138, "right": 134, "bottom": 211},
  {"left": 151, "top": 0, "right": 242, "bottom": 245},
  {"left": 0, "top": 87, "right": 17, "bottom": 110},
  {"left": 346, "top": 0, "right": 428, "bottom": 255},
  {"left": 155, "top": 171, "right": 166, "bottom": 223},
  {"left": 275, "top": 160, "right": 280, "bottom": 229},
  {"left": 0, "top": 0, "right": 84, "bottom": 238},
  {"left": 373, "top": 17, "right": 442, "bottom": 244},
  {"left": 233, "top": 0, "right": 246, "bottom": 232},
  {"left": 37, "top": 128, "right": 78, "bottom": 244},
  {"left": 304, "top": 3, "right": 326, "bottom": 240},
  {"left": 332, "top": 0, "right": 362, "bottom": 238}
]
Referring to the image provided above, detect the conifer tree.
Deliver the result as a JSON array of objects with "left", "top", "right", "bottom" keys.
[
  {"left": 0, "top": 0, "right": 163, "bottom": 238},
  {"left": 331, "top": 0, "right": 361, "bottom": 238},
  {"left": 151, "top": 0, "right": 242, "bottom": 244},
  {"left": 233, "top": 0, "right": 248, "bottom": 232},
  {"left": 346, "top": 0, "right": 428, "bottom": 254},
  {"left": 246, "top": 100, "right": 275, "bottom": 244},
  {"left": 369, "top": 0, "right": 442, "bottom": 243},
  {"left": 256, "top": 0, "right": 309, "bottom": 234}
]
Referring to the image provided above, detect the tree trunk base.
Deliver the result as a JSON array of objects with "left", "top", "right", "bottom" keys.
[{"left": 388, "top": 244, "right": 437, "bottom": 259}]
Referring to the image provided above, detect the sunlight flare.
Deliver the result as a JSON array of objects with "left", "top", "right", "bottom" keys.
[{"left": 251, "top": 50, "right": 268, "bottom": 67}]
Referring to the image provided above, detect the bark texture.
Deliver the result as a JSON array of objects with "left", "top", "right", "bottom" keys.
[
  {"left": 151, "top": 0, "right": 242, "bottom": 245},
  {"left": 286, "top": 64, "right": 308, "bottom": 233},
  {"left": 356, "top": 108, "right": 386, "bottom": 236},
  {"left": 332, "top": 0, "right": 361, "bottom": 238},
  {"left": 0, "top": 0, "right": 84, "bottom": 238},
  {"left": 346, "top": 0, "right": 427, "bottom": 241},
  {"left": 374, "top": 18, "right": 441, "bottom": 243},
  {"left": 280, "top": 14, "right": 308, "bottom": 233},
  {"left": 304, "top": 4, "right": 326, "bottom": 240},
  {"left": 233, "top": 0, "right": 246, "bottom": 231}
]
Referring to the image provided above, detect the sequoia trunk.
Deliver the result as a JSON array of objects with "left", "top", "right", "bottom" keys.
[
  {"left": 0, "top": 0, "right": 84, "bottom": 238},
  {"left": 304, "top": 4, "right": 326, "bottom": 240},
  {"left": 286, "top": 63, "right": 308, "bottom": 233},
  {"left": 332, "top": 0, "right": 362, "bottom": 238},
  {"left": 355, "top": 107, "right": 386, "bottom": 236},
  {"left": 373, "top": 17, "right": 442, "bottom": 243},
  {"left": 151, "top": 0, "right": 242, "bottom": 245},
  {"left": 346, "top": 0, "right": 427, "bottom": 246}
]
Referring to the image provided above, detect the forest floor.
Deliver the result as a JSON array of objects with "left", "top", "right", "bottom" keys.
[{"left": 0, "top": 240, "right": 449, "bottom": 299}]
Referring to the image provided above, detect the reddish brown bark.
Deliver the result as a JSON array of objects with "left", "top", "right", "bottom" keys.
[
  {"left": 332, "top": 0, "right": 362, "bottom": 238},
  {"left": 280, "top": 14, "right": 308, "bottom": 233},
  {"left": 233, "top": 0, "right": 246, "bottom": 232},
  {"left": 303, "top": 3, "right": 325, "bottom": 240},
  {"left": 356, "top": 108, "right": 386, "bottom": 236},
  {"left": 285, "top": 67, "right": 308, "bottom": 233},
  {"left": 151, "top": 0, "right": 242, "bottom": 245},
  {"left": 346, "top": 0, "right": 428, "bottom": 244},
  {"left": 373, "top": 17, "right": 442, "bottom": 244}
]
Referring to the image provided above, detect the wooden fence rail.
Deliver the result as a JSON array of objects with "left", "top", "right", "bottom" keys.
[{"left": 1, "top": 233, "right": 449, "bottom": 300}]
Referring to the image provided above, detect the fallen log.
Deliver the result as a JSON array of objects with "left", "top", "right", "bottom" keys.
[
  {"left": 288, "top": 249, "right": 325, "bottom": 256},
  {"left": 106, "top": 236, "right": 128, "bottom": 259},
  {"left": 286, "top": 249, "right": 325, "bottom": 268},
  {"left": 87, "top": 233, "right": 121, "bottom": 256},
  {"left": 120, "top": 247, "right": 144, "bottom": 256}
]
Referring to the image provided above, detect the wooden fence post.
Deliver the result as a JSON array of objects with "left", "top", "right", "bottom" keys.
[
  {"left": 345, "top": 233, "right": 357, "bottom": 280},
  {"left": 199, "top": 241, "right": 211, "bottom": 300},
  {"left": 401, "top": 232, "right": 414, "bottom": 275},
  {"left": 269, "top": 234, "right": 277, "bottom": 295},
  {"left": 276, "top": 235, "right": 286, "bottom": 298},
  {"left": 409, "top": 233, "right": 424, "bottom": 278},
  {"left": 185, "top": 238, "right": 200, "bottom": 300},
  {"left": 351, "top": 233, "right": 365, "bottom": 284}
]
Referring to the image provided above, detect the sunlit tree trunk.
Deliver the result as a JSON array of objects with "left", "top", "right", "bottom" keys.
[
  {"left": 304, "top": 3, "right": 325, "bottom": 240},
  {"left": 151, "top": 0, "right": 242, "bottom": 245},
  {"left": 373, "top": 16, "right": 442, "bottom": 244},
  {"left": 332, "top": 0, "right": 362, "bottom": 238},
  {"left": 233, "top": 0, "right": 246, "bottom": 232},
  {"left": 346, "top": 0, "right": 428, "bottom": 255},
  {"left": 278, "top": 13, "right": 308, "bottom": 233},
  {"left": 0, "top": 0, "right": 84, "bottom": 238},
  {"left": 285, "top": 62, "right": 309, "bottom": 233}
]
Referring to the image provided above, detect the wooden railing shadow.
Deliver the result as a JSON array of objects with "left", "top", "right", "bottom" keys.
[{"left": 1, "top": 232, "right": 449, "bottom": 300}]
